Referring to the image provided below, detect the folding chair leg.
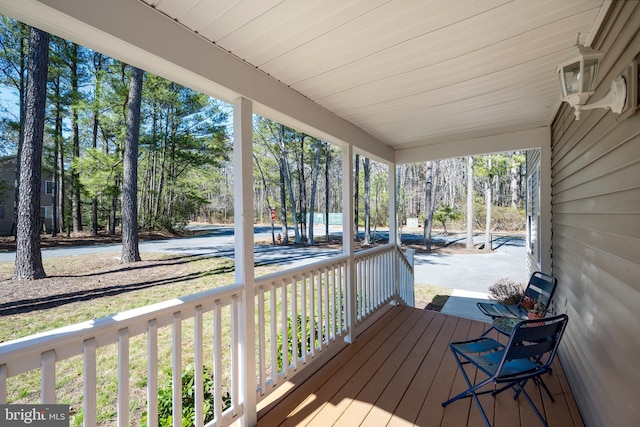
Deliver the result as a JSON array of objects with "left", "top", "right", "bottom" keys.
[
  {"left": 534, "top": 376, "right": 555, "bottom": 402},
  {"left": 514, "top": 380, "right": 550, "bottom": 427},
  {"left": 442, "top": 352, "right": 493, "bottom": 427}
]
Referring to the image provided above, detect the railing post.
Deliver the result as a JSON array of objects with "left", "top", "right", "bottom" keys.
[
  {"left": 233, "top": 96, "right": 256, "bottom": 425},
  {"left": 342, "top": 144, "right": 356, "bottom": 343},
  {"left": 406, "top": 249, "right": 415, "bottom": 306}
]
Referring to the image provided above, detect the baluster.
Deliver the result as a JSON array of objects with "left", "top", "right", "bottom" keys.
[
  {"left": 300, "top": 275, "right": 307, "bottom": 364},
  {"left": 172, "top": 313, "right": 182, "bottom": 427},
  {"left": 41, "top": 349, "right": 56, "bottom": 404},
  {"left": 147, "top": 320, "right": 158, "bottom": 427},
  {"left": 194, "top": 305, "right": 203, "bottom": 427},
  {"left": 368, "top": 255, "right": 373, "bottom": 313},
  {"left": 230, "top": 294, "right": 239, "bottom": 416},
  {"left": 333, "top": 265, "right": 343, "bottom": 339},
  {"left": 309, "top": 274, "right": 315, "bottom": 357},
  {"left": 291, "top": 278, "right": 298, "bottom": 370},
  {"left": 117, "top": 329, "right": 129, "bottom": 427},
  {"left": 324, "top": 268, "right": 329, "bottom": 346},
  {"left": 340, "top": 263, "right": 345, "bottom": 333},
  {"left": 330, "top": 267, "right": 336, "bottom": 341},
  {"left": 83, "top": 338, "right": 97, "bottom": 427},
  {"left": 357, "top": 258, "right": 362, "bottom": 316},
  {"left": 280, "top": 281, "right": 288, "bottom": 377},
  {"left": 269, "top": 286, "right": 277, "bottom": 386},
  {"left": 213, "top": 300, "right": 223, "bottom": 423},
  {"left": 316, "top": 271, "right": 323, "bottom": 352},
  {"left": 258, "top": 286, "right": 266, "bottom": 395},
  {"left": 0, "top": 364, "right": 6, "bottom": 403}
]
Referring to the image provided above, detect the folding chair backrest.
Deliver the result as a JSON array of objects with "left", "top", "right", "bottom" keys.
[
  {"left": 500, "top": 314, "right": 568, "bottom": 375},
  {"left": 520, "top": 271, "right": 557, "bottom": 309}
]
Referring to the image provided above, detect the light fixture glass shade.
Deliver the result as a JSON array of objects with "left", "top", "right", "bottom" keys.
[
  {"left": 562, "top": 62, "right": 581, "bottom": 95},
  {"left": 555, "top": 42, "right": 603, "bottom": 119},
  {"left": 582, "top": 58, "right": 600, "bottom": 92}
]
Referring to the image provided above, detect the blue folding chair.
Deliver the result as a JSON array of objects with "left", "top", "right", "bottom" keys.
[
  {"left": 477, "top": 271, "right": 557, "bottom": 337},
  {"left": 442, "top": 314, "right": 568, "bottom": 427}
]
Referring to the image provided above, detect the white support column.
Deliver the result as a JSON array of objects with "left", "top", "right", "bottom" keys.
[
  {"left": 388, "top": 163, "right": 400, "bottom": 304},
  {"left": 342, "top": 145, "right": 355, "bottom": 343},
  {"left": 233, "top": 97, "right": 256, "bottom": 426}
]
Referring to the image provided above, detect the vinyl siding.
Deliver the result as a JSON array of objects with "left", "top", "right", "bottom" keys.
[
  {"left": 550, "top": 2, "right": 640, "bottom": 426},
  {"left": 525, "top": 148, "right": 541, "bottom": 276}
]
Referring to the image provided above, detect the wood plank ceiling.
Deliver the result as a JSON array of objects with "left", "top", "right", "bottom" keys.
[{"left": 140, "top": 0, "right": 605, "bottom": 152}]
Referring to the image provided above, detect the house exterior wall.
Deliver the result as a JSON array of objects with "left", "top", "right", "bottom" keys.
[
  {"left": 550, "top": 2, "right": 640, "bottom": 426},
  {"left": 0, "top": 157, "right": 17, "bottom": 235},
  {"left": 525, "top": 149, "right": 541, "bottom": 277},
  {"left": 0, "top": 156, "right": 55, "bottom": 235}
]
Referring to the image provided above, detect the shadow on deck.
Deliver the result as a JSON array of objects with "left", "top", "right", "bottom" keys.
[{"left": 258, "top": 306, "right": 583, "bottom": 426}]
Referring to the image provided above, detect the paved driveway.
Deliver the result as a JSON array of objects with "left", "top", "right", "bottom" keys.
[{"left": 411, "top": 233, "right": 526, "bottom": 322}]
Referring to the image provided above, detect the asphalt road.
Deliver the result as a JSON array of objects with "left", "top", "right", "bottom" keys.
[
  {"left": 0, "top": 225, "right": 342, "bottom": 268},
  {"left": 0, "top": 225, "right": 526, "bottom": 294}
]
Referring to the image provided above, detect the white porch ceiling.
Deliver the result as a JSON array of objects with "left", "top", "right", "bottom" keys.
[{"left": 0, "top": 0, "right": 606, "bottom": 163}]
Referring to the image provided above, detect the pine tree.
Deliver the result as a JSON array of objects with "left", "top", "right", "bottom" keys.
[
  {"left": 120, "top": 66, "right": 143, "bottom": 263},
  {"left": 13, "top": 26, "right": 49, "bottom": 280}
]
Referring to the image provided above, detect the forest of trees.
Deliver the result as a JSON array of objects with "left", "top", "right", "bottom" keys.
[{"left": 0, "top": 16, "right": 528, "bottom": 279}]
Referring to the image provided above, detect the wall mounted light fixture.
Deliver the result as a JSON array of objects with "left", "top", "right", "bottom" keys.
[{"left": 556, "top": 37, "right": 627, "bottom": 120}]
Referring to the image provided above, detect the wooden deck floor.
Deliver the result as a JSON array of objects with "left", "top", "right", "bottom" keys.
[{"left": 257, "top": 305, "right": 584, "bottom": 427}]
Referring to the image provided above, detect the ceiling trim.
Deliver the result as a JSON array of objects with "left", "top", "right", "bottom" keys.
[
  {"left": 0, "top": 0, "right": 395, "bottom": 162},
  {"left": 394, "top": 127, "right": 550, "bottom": 164}
]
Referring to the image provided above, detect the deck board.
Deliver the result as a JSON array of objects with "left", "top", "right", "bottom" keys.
[{"left": 257, "top": 306, "right": 584, "bottom": 427}]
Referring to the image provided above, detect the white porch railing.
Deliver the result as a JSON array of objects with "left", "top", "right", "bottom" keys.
[{"left": 0, "top": 246, "right": 413, "bottom": 426}]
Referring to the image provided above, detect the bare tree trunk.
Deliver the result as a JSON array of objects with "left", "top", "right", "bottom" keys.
[
  {"left": 51, "top": 73, "right": 62, "bottom": 237},
  {"left": 363, "top": 157, "right": 371, "bottom": 245},
  {"left": 484, "top": 157, "right": 493, "bottom": 252},
  {"left": 279, "top": 163, "right": 289, "bottom": 244},
  {"left": 91, "top": 52, "right": 103, "bottom": 235},
  {"left": 283, "top": 159, "right": 301, "bottom": 244},
  {"left": 423, "top": 161, "right": 438, "bottom": 251},
  {"left": 120, "top": 66, "right": 143, "bottom": 263},
  {"left": 13, "top": 27, "right": 48, "bottom": 280},
  {"left": 109, "top": 190, "right": 117, "bottom": 235},
  {"left": 280, "top": 125, "right": 301, "bottom": 244},
  {"left": 510, "top": 152, "right": 519, "bottom": 208},
  {"left": 354, "top": 153, "right": 360, "bottom": 241},
  {"left": 324, "top": 142, "right": 330, "bottom": 242},
  {"left": 60, "top": 133, "right": 69, "bottom": 235},
  {"left": 70, "top": 43, "right": 82, "bottom": 232},
  {"left": 308, "top": 140, "right": 322, "bottom": 245},
  {"left": 466, "top": 156, "right": 474, "bottom": 249},
  {"left": 298, "top": 135, "right": 307, "bottom": 242},
  {"left": 254, "top": 153, "right": 276, "bottom": 244}
]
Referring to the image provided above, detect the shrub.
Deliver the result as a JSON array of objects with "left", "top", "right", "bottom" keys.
[
  {"left": 488, "top": 278, "right": 524, "bottom": 305},
  {"left": 277, "top": 314, "right": 324, "bottom": 371},
  {"left": 142, "top": 366, "right": 231, "bottom": 427}
]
